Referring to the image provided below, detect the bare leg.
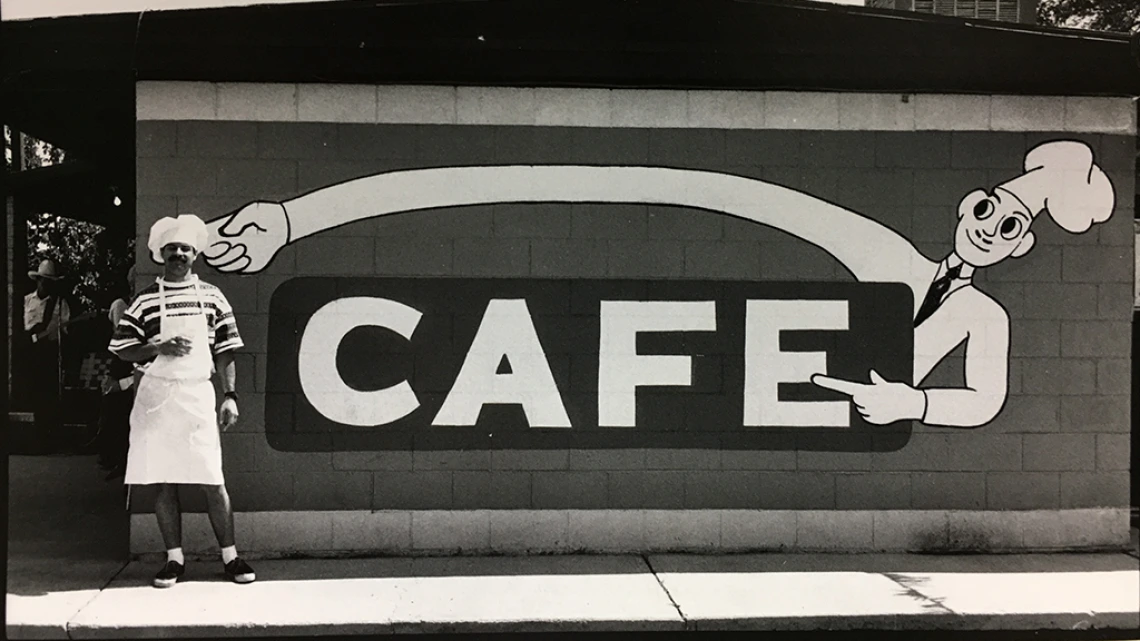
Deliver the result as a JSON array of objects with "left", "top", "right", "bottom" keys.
[
  {"left": 202, "top": 484, "right": 236, "bottom": 548},
  {"left": 154, "top": 484, "right": 182, "bottom": 550}
]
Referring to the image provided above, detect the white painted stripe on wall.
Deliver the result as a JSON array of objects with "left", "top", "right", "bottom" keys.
[
  {"left": 129, "top": 508, "right": 1132, "bottom": 558},
  {"left": 2, "top": 0, "right": 347, "bottom": 21},
  {"left": 137, "top": 82, "right": 1138, "bottom": 134}
]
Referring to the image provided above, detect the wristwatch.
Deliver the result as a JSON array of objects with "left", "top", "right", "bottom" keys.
[{"left": 224, "top": 391, "right": 239, "bottom": 401}]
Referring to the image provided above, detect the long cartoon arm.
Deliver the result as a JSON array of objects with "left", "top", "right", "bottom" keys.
[{"left": 204, "top": 166, "right": 923, "bottom": 284}]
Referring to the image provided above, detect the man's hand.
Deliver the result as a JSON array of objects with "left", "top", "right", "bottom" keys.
[
  {"left": 203, "top": 202, "right": 290, "bottom": 274},
  {"left": 811, "top": 369, "right": 926, "bottom": 425},
  {"left": 155, "top": 336, "right": 192, "bottom": 357},
  {"left": 219, "top": 397, "right": 239, "bottom": 431}
]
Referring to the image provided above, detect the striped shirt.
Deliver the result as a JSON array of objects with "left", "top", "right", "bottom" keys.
[{"left": 109, "top": 276, "right": 243, "bottom": 357}]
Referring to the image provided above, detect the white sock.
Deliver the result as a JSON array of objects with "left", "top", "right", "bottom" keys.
[
  {"left": 167, "top": 548, "right": 184, "bottom": 564},
  {"left": 221, "top": 545, "right": 238, "bottom": 564}
]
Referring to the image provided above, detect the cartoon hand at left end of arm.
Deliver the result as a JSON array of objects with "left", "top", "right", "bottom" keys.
[
  {"left": 811, "top": 370, "right": 926, "bottom": 425},
  {"left": 204, "top": 201, "right": 291, "bottom": 274}
]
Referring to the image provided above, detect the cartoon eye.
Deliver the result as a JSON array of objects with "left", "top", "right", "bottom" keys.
[
  {"left": 999, "top": 216, "right": 1023, "bottom": 240},
  {"left": 973, "top": 198, "right": 994, "bottom": 220}
]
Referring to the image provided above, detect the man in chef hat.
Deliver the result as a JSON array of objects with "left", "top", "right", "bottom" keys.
[
  {"left": 813, "top": 140, "right": 1116, "bottom": 428},
  {"left": 109, "top": 214, "right": 255, "bottom": 588}
]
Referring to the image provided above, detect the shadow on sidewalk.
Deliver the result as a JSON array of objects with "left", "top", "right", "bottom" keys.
[{"left": 7, "top": 454, "right": 130, "bottom": 597}]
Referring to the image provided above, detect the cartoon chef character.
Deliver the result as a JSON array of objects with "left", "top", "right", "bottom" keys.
[{"left": 200, "top": 140, "right": 1115, "bottom": 429}]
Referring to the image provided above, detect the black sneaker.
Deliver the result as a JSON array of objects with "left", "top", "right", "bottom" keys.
[
  {"left": 224, "top": 558, "right": 256, "bottom": 584},
  {"left": 153, "top": 560, "right": 184, "bottom": 588}
]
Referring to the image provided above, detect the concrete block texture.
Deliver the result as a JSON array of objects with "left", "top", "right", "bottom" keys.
[
  {"left": 131, "top": 114, "right": 1132, "bottom": 537},
  {"left": 331, "top": 511, "right": 412, "bottom": 552},
  {"left": 298, "top": 84, "right": 376, "bottom": 123},
  {"left": 643, "top": 510, "right": 720, "bottom": 551},
  {"left": 835, "top": 474, "right": 911, "bottom": 510},
  {"left": 765, "top": 92, "right": 839, "bottom": 129},
  {"left": 1060, "top": 322, "right": 1130, "bottom": 357},
  {"left": 137, "top": 121, "right": 177, "bottom": 157},
  {"left": 129, "top": 507, "right": 1133, "bottom": 555},
  {"left": 1022, "top": 434, "right": 1096, "bottom": 472},
  {"left": 567, "top": 510, "right": 645, "bottom": 552},
  {"left": 687, "top": 90, "right": 765, "bottom": 129},
  {"left": 411, "top": 510, "right": 490, "bottom": 551},
  {"left": 138, "top": 82, "right": 217, "bottom": 120},
  {"left": 258, "top": 122, "right": 339, "bottom": 159},
  {"left": 947, "top": 510, "right": 1022, "bottom": 551},
  {"left": 1059, "top": 472, "right": 1132, "bottom": 508},
  {"left": 872, "top": 510, "right": 948, "bottom": 551},
  {"left": 373, "top": 472, "right": 453, "bottom": 509},
  {"left": 137, "top": 157, "right": 218, "bottom": 196},
  {"left": 533, "top": 472, "right": 608, "bottom": 509},
  {"left": 875, "top": 132, "right": 949, "bottom": 168},
  {"left": 489, "top": 510, "right": 570, "bottom": 552},
  {"left": 453, "top": 472, "right": 532, "bottom": 509},
  {"left": 294, "top": 472, "right": 373, "bottom": 510},
  {"left": 611, "top": 90, "right": 688, "bottom": 128},
  {"left": 217, "top": 83, "right": 297, "bottom": 122},
  {"left": 177, "top": 121, "right": 258, "bottom": 158},
  {"left": 840, "top": 93, "right": 915, "bottom": 131},
  {"left": 990, "top": 96, "right": 1065, "bottom": 131},
  {"left": 142, "top": 84, "right": 1136, "bottom": 135},
  {"left": 911, "top": 473, "right": 985, "bottom": 510},
  {"left": 986, "top": 472, "right": 1060, "bottom": 510},
  {"left": 683, "top": 472, "right": 762, "bottom": 509},
  {"left": 1061, "top": 396, "right": 1130, "bottom": 432},
  {"left": 1064, "top": 97, "right": 1137, "bottom": 133},
  {"left": 914, "top": 95, "right": 991, "bottom": 131},
  {"left": 796, "top": 511, "right": 874, "bottom": 550},
  {"left": 1095, "top": 434, "right": 1131, "bottom": 470},
  {"left": 720, "top": 510, "right": 797, "bottom": 550}
]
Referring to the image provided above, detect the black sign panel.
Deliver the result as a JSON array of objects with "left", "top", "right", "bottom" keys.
[{"left": 266, "top": 278, "right": 913, "bottom": 452}]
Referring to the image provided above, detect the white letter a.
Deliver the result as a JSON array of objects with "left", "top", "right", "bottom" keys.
[{"left": 433, "top": 299, "right": 571, "bottom": 428}]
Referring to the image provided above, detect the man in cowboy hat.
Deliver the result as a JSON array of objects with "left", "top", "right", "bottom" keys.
[
  {"left": 109, "top": 215, "right": 255, "bottom": 588},
  {"left": 24, "top": 258, "right": 71, "bottom": 446}
]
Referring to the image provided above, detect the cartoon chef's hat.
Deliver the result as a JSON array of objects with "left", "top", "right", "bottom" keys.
[
  {"left": 994, "top": 140, "right": 1115, "bottom": 234},
  {"left": 148, "top": 215, "right": 210, "bottom": 264}
]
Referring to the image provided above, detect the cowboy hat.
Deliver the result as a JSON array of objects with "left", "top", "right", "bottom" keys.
[{"left": 28, "top": 259, "right": 62, "bottom": 281}]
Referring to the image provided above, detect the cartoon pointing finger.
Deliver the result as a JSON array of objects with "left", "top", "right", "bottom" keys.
[
  {"left": 204, "top": 202, "right": 290, "bottom": 274},
  {"left": 811, "top": 370, "right": 927, "bottom": 426}
]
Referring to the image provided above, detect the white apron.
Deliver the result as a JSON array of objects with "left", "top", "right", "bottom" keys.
[{"left": 125, "top": 278, "right": 224, "bottom": 486}]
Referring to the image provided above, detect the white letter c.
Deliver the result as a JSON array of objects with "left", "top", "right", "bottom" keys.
[{"left": 298, "top": 297, "right": 422, "bottom": 427}]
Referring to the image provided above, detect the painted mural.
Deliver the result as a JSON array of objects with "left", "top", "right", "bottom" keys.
[
  {"left": 198, "top": 140, "right": 1115, "bottom": 436},
  {"left": 264, "top": 277, "right": 913, "bottom": 452}
]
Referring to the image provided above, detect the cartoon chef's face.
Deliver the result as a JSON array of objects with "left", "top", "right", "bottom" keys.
[{"left": 954, "top": 188, "right": 1037, "bottom": 268}]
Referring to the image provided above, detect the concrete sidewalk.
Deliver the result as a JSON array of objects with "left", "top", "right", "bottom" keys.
[
  {"left": 8, "top": 456, "right": 1140, "bottom": 637},
  {"left": 8, "top": 551, "right": 1140, "bottom": 637}
]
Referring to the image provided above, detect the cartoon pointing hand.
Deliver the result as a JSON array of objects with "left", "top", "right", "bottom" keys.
[
  {"left": 810, "top": 370, "right": 926, "bottom": 425},
  {"left": 204, "top": 202, "right": 291, "bottom": 274}
]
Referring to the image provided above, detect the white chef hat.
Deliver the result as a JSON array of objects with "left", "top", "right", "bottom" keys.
[
  {"left": 995, "top": 140, "right": 1115, "bottom": 234},
  {"left": 148, "top": 215, "right": 210, "bottom": 264}
]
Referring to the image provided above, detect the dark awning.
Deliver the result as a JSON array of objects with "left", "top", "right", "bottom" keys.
[
  {"left": 5, "top": 0, "right": 1138, "bottom": 95},
  {"left": 3, "top": 0, "right": 1137, "bottom": 216}
]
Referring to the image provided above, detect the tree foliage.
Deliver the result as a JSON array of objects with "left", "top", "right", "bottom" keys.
[
  {"left": 8, "top": 127, "right": 134, "bottom": 315},
  {"left": 1038, "top": 0, "right": 1140, "bottom": 33},
  {"left": 27, "top": 214, "right": 135, "bottom": 316}
]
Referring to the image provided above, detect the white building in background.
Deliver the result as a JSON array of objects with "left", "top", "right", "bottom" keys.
[{"left": 866, "top": 0, "right": 1037, "bottom": 23}]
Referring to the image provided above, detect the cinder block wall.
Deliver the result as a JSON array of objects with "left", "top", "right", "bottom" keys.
[{"left": 131, "top": 84, "right": 1134, "bottom": 552}]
